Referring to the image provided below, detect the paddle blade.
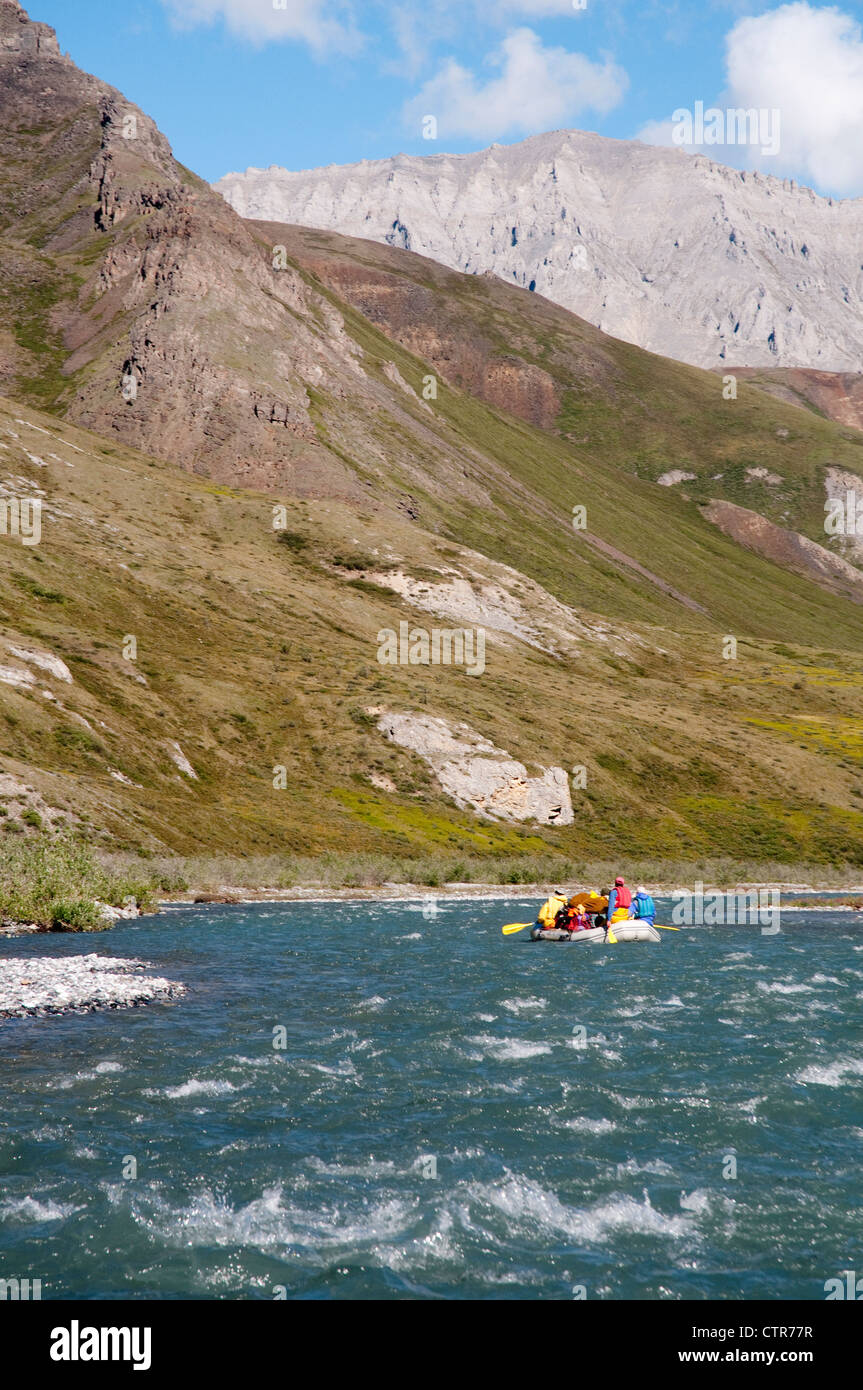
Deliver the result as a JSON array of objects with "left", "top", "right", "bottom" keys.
[
  {"left": 502, "top": 922, "right": 533, "bottom": 935},
  {"left": 654, "top": 925, "right": 681, "bottom": 931},
  {"left": 606, "top": 925, "right": 618, "bottom": 943}
]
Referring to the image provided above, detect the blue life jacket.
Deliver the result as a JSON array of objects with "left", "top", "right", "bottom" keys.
[{"left": 633, "top": 891, "right": 656, "bottom": 921}]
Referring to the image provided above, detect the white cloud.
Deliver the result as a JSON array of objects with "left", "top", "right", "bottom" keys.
[
  {"left": 160, "top": 0, "right": 358, "bottom": 53},
  {"left": 635, "top": 117, "right": 677, "bottom": 149},
  {"left": 725, "top": 2, "right": 863, "bottom": 193},
  {"left": 404, "top": 27, "right": 628, "bottom": 141},
  {"left": 639, "top": 3, "right": 863, "bottom": 196},
  {"left": 491, "top": 1, "right": 588, "bottom": 12}
]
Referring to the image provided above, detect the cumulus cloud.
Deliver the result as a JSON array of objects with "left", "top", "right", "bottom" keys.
[
  {"left": 404, "top": 27, "right": 628, "bottom": 141},
  {"left": 160, "top": 0, "right": 358, "bottom": 53},
  {"left": 492, "top": 0, "right": 588, "bottom": 12},
  {"left": 638, "top": 3, "right": 863, "bottom": 195},
  {"left": 725, "top": 2, "right": 863, "bottom": 193},
  {"left": 635, "top": 117, "right": 677, "bottom": 149}
]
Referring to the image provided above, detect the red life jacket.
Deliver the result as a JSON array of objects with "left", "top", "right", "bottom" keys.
[{"left": 614, "top": 884, "right": 632, "bottom": 909}]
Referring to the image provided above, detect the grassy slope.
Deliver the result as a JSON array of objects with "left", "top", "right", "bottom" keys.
[
  {"left": 3, "top": 394, "right": 863, "bottom": 871},
  {"left": 275, "top": 224, "right": 863, "bottom": 584}
]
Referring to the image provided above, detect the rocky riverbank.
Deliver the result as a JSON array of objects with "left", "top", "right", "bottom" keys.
[{"left": 0, "top": 954, "right": 186, "bottom": 1020}]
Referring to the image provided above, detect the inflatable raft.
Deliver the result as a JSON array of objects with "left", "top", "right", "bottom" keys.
[{"left": 530, "top": 923, "right": 661, "bottom": 944}]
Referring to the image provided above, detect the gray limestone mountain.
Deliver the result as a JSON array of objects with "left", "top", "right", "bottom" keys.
[{"left": 216, "top": 128, "right": 863, "bottom": 373}]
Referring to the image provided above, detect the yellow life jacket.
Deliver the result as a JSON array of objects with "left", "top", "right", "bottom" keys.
[{"left": 538, "top": 894, "right": 567, "bottom": 928}]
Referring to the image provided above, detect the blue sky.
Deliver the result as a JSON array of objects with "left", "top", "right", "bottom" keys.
[{"left": 30, "top": 1, "right": 863, "bottom": 195}]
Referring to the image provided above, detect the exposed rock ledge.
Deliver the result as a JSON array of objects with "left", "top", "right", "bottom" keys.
[
  {"left": 376, "top": 711, "right": 573, "bottom": 825},
  {"left": 702, "top": 498, "right": 863, "bottom": 604},
  {"left": 0, "top": 955, "right": 186, "bottom": 1020}
]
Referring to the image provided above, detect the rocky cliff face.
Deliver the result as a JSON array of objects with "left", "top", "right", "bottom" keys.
[
  {"left": 216, "top": 129, "right": 863, "bottom": 373},
  {"left": 0, "top": 4, "right": 487, "bottom": 501},
  {"left": 0, "top": 0, "right": 60, "bottom": 56}
]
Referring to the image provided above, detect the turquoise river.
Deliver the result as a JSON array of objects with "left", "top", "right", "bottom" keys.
[{"left": 1, "top": 897, "right": 861, "bottom": 1299}]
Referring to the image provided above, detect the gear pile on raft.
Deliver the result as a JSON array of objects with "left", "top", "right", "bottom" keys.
[{"left": 530, "top": 878, "right": 662, "bottom": 944}]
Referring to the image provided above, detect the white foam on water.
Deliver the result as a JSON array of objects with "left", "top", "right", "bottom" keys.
[
  {"left": 355, "top": 995, "right": 388, "bottom": 1012},
  {"left": 301, "top": 1057, "right": 360, "bottom": 1080},
  {"left": 228, "top": 1054, "right": 281, "bottom": 1069},
  {"left": 155, "top": 1079, "right": 240, "bottom": 1099},
  {"left": 616, "top": 1158, "right": 674, "bottom": 1176},
  {"left": 562, "top": 1117, "right": 617, "bottom": 1134},
  {"left": 466, "top": 1034, "right": 552, "bottom": 1061},
  {"left": 679, "top": 1189, "right": 711, "bottom": 1214},
  {"left": 307, "top": 1156, "right": 399, "bottom": 1179},
  {"left": 0, "top": 1195, "right": 80, "bottom": 1223},
  {"left": 127, "top": 1183, "right": 416, "bottom": 1254},
  {"left": 795, "top": 1058, "right": 863, "bottom": 1087},
  {"left": 468, "top": 1173, "right": 693, "bottom": 1244},
  {"left": 566, "top": 1030, "right": 617, "bottom": 1050},
  {"left": 757, "top": 980, "right": 813, "bottom": 995},
  {"left": 501, "top": 996, "right": 548, "bottom": 1013},
  {"left": 296, "top": 1056, "right": 361, "bottom": 1078},
  {"left": 608, "top": 1090, "right": 656, "bottom": 1111},
  {"left": 401, "top": 933, "right": 422, "bottom": 940},
  {"left": 737, "top": 1095, "right": 766, "bottom": 1113},
  {"left": 53, "top": 1060, "right": 125, "bottom": 1089},
  {"left": 367, "top": 1209, "right": 460, "bottom": 1272}
]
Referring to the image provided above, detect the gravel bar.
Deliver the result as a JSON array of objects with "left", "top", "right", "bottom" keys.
[{"left": 0, "top": 954, "right": 186, "bottom": 1020}]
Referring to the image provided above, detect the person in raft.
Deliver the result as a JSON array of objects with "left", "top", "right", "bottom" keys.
[
  {"left": 629, "top": 886, "right": 656, "bottom": 926},
  {"left": 537, "top": 891, "right": 568, "bottom": 931},
  {"left": 605, "top": 876, "right": 632, "bottom": 928},
  {"left": 567, "top": 898, "right": 592, "bottom": 932},
  {"left": 536, "top": 892, "right": 590, "bottom": 934}
]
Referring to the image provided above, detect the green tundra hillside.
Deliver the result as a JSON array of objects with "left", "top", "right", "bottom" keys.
[
  {"left": 2, "top": 3, "right": 863, "bottom": 879},
  {"left": 3, "top": 392, "right": 863, "bottom": 872}
]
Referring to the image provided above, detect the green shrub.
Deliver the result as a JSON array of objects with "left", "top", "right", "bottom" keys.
[
  {"left": 50, "top": 899, "right": 106, "bottom": 932},
  {"left": 0, "top": 836, "right": 157, "bottom": 928},
  {"left": 277, "top": 531, "right": 309, "bottom": 553},
  {"left": 331, "top": 552, "right": 377, "bottom": 571}
]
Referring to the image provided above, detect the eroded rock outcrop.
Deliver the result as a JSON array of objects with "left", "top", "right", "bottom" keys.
[
  {"left": 376, "top": 711, "right": 573, "bottom": 825},
  {"left": 702, "top": 498, "right": 863, "bottom": 602},
  {"left": 0, "top": 0, "right": 60, "bottom": 58}
]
